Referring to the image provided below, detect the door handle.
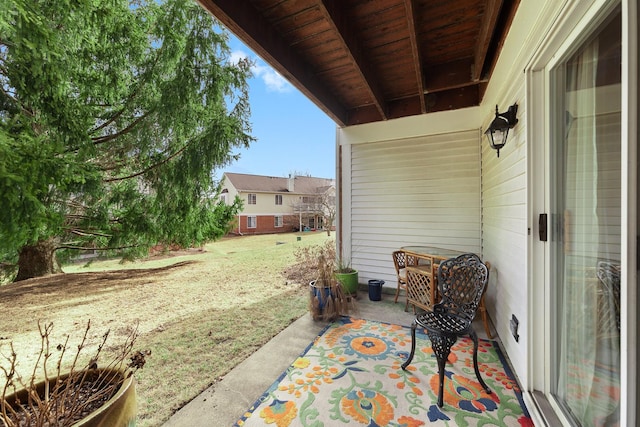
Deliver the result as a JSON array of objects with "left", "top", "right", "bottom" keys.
[{"left": 539, "top": 214, "right": 548, "bottom": 242}]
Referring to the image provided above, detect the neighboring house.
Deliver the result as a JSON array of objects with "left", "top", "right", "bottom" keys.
[
  {"left": 203, "top": 1, "right": 638, "bottom": 426},
  {"left": 221, "top": 172, "right": 335, "bottom": 235}
]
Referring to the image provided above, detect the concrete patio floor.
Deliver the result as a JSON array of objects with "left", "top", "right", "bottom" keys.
[{"left": 163, "top": 287, "right": 497, "bottom": 426}]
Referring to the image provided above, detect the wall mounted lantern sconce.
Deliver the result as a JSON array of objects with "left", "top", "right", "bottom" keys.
[{"left": 484, "top": 104, "right": 518, "bottom": 157}]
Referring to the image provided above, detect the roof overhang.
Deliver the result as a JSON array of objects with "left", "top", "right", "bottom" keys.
[{"left": 198, "top": 0, "right": 520, "bottom": 127}]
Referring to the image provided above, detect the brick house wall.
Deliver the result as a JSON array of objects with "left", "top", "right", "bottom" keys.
[{"left": 236, "top": 214, "right": 299, "bottom": 235}]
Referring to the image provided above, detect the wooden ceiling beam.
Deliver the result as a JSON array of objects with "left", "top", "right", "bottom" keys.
[
  {"left": 346, "top": 105, "right": 384, "bottom": 126},
  {"left": 319, "top": 0, "right": 388, "bottom": 121},
  {"left": 423, "top": 85, "right": 480, "bottom": 112},
  {"left": 348, "top": 85, "right": 480, "bottom": 126},
  {"left": 403, "top": 0, "right": 426, "bottom": 114},
  {"left": 197, "top": 0, "right": 349, "bottom": 126},
  {"left": 424, "top": 59, "right": 484, "bottom": 93},
  {"left": 388, "top": 95, "right": 424, "bottom": 120},
  {"left": 472, "top": 0, "right": 504, "bottom": 81}
]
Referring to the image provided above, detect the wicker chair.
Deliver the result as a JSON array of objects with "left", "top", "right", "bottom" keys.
[
  {"left": 401, "top": 253, "right": 491, "bottom": 407},
  {"left": 392, "top": 250, "right": 409, "bottom": 310}
]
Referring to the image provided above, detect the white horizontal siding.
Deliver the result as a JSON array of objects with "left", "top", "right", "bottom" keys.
[
  {"left": 481, "top": 84, "right": 529, "bottom": 386},
  {"left": 348, "top": 129, "right": 482, "bottom": 287}
]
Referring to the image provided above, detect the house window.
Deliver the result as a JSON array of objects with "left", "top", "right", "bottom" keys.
[
  {"left": 248, "top": 193, "right": 256, "bottom": 204},
  {"left": 302, "top": 196, "right": 318, "bottom": 204},
  {"left": 274, "top": 216, "right": 283, "bottom": 227},
  {"left": 275, "top": 194, "right": 282, "bottom": 205},
  {"left": 247, "top": 216, "right": 256, "bottom": 228}
]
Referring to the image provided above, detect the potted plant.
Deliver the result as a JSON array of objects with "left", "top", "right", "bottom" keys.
[
  {"left": 333, "top": 256, "right": 359, "bottom": 297},
  {"left": 1, "top": 321, "right": 145, "bottom": 427},
  {"left": 288, "top": 240, "right": 355, "bottom": 321},
  {"left": 307, "top": 241, "right": 351, "bottom": 321}
]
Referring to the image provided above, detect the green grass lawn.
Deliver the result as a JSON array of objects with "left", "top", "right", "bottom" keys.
[{"left": 1, "top": 231, "right": 334, "bottom": 426}]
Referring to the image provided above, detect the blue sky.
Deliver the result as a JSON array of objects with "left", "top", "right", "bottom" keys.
[{"left": 220, "top": 35, "right": 337, "bottom": 180}]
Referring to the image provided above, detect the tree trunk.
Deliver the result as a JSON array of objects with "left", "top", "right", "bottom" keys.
[{"left": 15, "top": 240, "right": 59, "bottom": 281}]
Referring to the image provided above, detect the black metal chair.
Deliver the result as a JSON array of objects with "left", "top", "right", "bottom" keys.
[
  {"left": 596, "top": 261, "right": 621, "bottom": 333},
  {"left": 401, "top": 253, "right": 491, "bottom": 407}
]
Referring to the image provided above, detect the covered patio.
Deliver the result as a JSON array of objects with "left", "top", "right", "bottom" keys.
[
  {"left": 195, "top": 1, "right": 638, "bottom": 426},
  {"left": 164, "top": 291, "right": 506, "bottom": 426}
]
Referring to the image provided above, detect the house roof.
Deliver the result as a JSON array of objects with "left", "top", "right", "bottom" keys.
[
  {"left": 198, "top": 0, "right": 520, "bottom": 127},
  {"left": 223, "top": 172, "right": 335, "bottom": 195}
]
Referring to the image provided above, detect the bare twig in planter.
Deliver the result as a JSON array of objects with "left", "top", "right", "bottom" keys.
[
  {"left": 300, "top": 240, "right": 354, "bottom": 321},
  {"left": 0, "top": 320, "right": 145, "bottom": 427},
  {"left": 0, "top": 343, "right": 18, "bottom": 424}
]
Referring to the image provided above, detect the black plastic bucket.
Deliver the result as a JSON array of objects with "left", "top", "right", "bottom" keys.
[{"left": 368, "top": 279, "right": 385, "bottom": 301}]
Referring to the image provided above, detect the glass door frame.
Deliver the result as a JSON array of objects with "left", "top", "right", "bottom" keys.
[{"left": 526, "top": 0, "right": 637, "bottom": 425}]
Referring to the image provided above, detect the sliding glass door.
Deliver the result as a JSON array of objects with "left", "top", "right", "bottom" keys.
[{"left": 549, "top": 9, "right": 622, "bottom": 427}]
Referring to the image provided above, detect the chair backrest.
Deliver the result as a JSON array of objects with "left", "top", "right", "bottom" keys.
[
  {"left": 597, "top": 261, "right": 621, "bottom": 331},
  {"left": 392, "top": 250, "right": 406, "bottom": 273},
  {"left": 437, "top": 253, "right": 489, "bottom": 322}
]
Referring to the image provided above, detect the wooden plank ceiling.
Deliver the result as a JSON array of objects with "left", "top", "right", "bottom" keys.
[{"left": 197, "top": 0, "right": 520, "bottom": 127}]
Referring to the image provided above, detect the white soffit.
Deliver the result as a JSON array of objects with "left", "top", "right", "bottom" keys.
[{"left": 338, "top": 106, "right": 483, "bottom": 145}]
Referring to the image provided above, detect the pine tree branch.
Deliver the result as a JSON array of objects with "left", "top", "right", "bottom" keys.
[
  {"left": 90, "top": 106, "right": 126, "bottom": 135},
  {"left": 65, "top": 214, "right": 92, "bottom": 221},
  {"left": 103, "top": 137, "right": 195, "bottom": 183},
  {"left": 91, "top": 112, "right": 149, "bottom": 145},
  {"left": 56, "top": 244, "right": 138, "bottom": 251},
  {"left": 0, "top": 85, "right": 34, "bottom": 117},
  {"left": 66, "top": 229, "right": 112, "bottom": 238},
  {"left": 90, "top": 44, "right": 163, "bottom": 136}
]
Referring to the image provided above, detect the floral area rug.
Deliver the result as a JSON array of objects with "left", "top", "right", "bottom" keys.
[{"left": 234, "top": 317, "right": 533, "bottom": 426}]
